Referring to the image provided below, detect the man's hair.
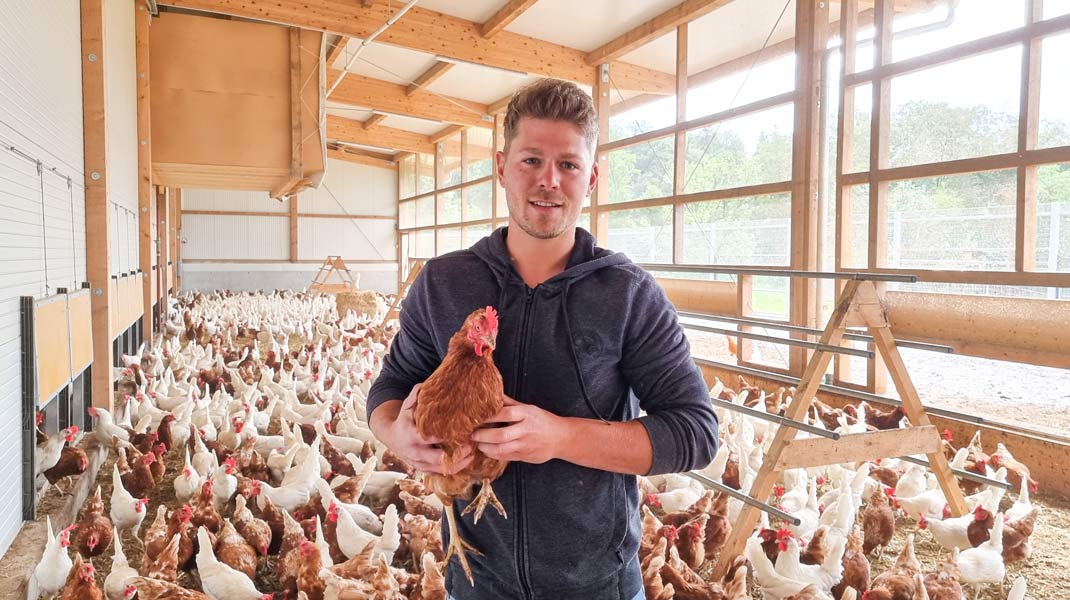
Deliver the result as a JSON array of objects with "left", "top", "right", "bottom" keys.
[{"left": 503, "top": 78, "right": 599, "bottom": 155}]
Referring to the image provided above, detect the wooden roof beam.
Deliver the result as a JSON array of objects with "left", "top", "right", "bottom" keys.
[
  {"left": 430, "top": 124, "right": 466, "bottom": 145},
  {"left": 327, "top": 114, "right": 435, "bottom": 154},
  {"left": 586, "top": 0, "right": 733, "bottom": 66},
  {"left": 327, "top": 146, "right": 398, "bottom": 170},
  {"left": 326, "top": 35, "right": 349, "bottom": 65},
  {"left": 329, "top": 69, "right": 493, "bottom": 128},
  {"left": 158, "top": 0, "right": 675, "bottom": 94},
  {"left": 406, "top": 60, "right": 455, "bottom": 96},
  {"left": 362, "top": 113, "right": 387, "bottom": 129},
  {"left": 481, "top": 0, "right": 539, "bottom": 38}
]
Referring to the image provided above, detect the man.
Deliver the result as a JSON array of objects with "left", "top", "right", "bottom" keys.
[{"left": 368, "top": 78, "right": 718, "bottom": 600}]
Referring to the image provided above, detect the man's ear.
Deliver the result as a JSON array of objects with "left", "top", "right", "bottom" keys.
[
  {"left": 496, "top": 150, "right": 507, "bottom": 187},
  {"left": 587, "top": 160, "right": 599, "bottom": 197}
]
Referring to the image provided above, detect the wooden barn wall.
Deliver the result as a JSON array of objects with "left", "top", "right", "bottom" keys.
[{"left": 0, "top": 0, "right": 86, "bottom": 559}]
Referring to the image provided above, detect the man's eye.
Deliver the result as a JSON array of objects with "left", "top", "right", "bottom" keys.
[
  {"left": 522, "top": 157, "right": 540, "bottom": 165},
  {"left": 561, "top": 162, "right": 578, "bottom": 170}
]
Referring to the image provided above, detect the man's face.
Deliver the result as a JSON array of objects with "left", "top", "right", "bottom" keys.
[{"left": 497, "top": 117, "right": 597, "bottom": 240}]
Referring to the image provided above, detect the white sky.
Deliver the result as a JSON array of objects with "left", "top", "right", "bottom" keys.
[{"left": 612, "top": 1, "right": 1070, "bottom": 153}]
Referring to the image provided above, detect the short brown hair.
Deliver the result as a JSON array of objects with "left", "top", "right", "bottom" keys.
[{"left": 503, "top": 78, "right": 599, "bottom": 155}]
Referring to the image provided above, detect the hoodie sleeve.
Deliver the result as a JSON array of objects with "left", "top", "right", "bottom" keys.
[
  {"left": 622, "top": 272, "right": 719, "bottom": 476},
  {"left": 367, "top": 267, "right": 442, "bottom": 421}
]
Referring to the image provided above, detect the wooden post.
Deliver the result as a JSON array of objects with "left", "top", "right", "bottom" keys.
[
  {"left": 672, "top": 23, "right": 688, "bottom": 265},
  {"left": 80, "top": 0, "right": 114, "bottom": 411},
  {"left": 173, "top": 189, "right": 182, "bottom": 291},
  {"left": 788, "top": 0, "right": 828, "bottom": 375},
  {"left": 492, "top": 112, "right": 505, "bottom": 224},
  {"left": 135, "top": 0, "right": 154, "bottom": 342},
  {"left": 289, "top": 194, "right": 298, "bottom": 263},
  {"left": 156, "top": 186, "right": 168, "bottom": 318},
  {"left": 833, "top": 0, "right": 858, "bottom": 386},
  {"left": 592, "top": 63, "right": 610, "bottom": 246},
  {"left": 1016, "top": 0, "right": 1043, "bottom": 272}
]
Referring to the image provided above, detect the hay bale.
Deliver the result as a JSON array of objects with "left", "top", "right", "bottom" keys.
[{"left": 335, "top": 290, "right": 385, "bottom": 320}]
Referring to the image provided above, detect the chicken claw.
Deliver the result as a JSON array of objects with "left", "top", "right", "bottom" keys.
[
  {"left": 445, "top": 502, "right": 483, "bottom": 586},
  {"left": 461, "top": 479, "right": 507, "bottom": 524}
]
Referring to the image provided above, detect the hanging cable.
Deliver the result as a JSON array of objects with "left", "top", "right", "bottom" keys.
[
  {"left": 320, "top": 180, "right": 388, "bottom": 261},
  {"left": 36, "top": 160, "right": 50, "bottom": 295}
]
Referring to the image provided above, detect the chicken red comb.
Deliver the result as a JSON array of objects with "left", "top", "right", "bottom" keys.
[
  {"left": 484, "top": 306, "right": 498, "bottom": 331},
  {"left": 942, "top": 429, "right": 954, "bottom": 441}
]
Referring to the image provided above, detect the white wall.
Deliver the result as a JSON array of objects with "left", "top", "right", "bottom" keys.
[
  {"left": 0, "top": 0, "right": 86, "bottom": 558},
  {"left": 105, "top": 0, "right": 140, "bottom": 276},
  {"left": 181, "top": 157, "right": 399, "bottom": 293}
]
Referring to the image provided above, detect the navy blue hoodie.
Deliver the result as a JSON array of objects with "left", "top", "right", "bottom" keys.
[{"left": 368, "top": 227, "right": 719, "bottom": 600}]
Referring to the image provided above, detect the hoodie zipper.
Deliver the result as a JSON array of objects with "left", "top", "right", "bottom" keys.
[{"left": 512, "top": 285, "right": 537, "bottom": 600}]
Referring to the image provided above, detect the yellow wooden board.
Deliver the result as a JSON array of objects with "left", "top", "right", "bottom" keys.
[
  {"left": 34, "top": 295, "right": 72, "bottom": 406},
  {"left": 69, "top": 291, "right": 93, "bottom": 375},
  {"left": 134, "top": 273, "right": 145, "bottom": 320},
  {"left": 656, "top": 277, "right": 737, "bottom": 315}
]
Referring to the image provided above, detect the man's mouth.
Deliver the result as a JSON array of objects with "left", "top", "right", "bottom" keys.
[{"left": 529, "top": 200, "right": 561, "bottom": 208}]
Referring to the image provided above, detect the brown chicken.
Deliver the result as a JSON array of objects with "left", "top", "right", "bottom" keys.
[
  {"left": 412, "top": 306, "right": 506, "bottom": 585},
  {"left": 121, "top": 451, "right": 157, "bottom": 499},
  {"left": 233, "top": 494, "right": 272, "bottom": 556},
  {"left": 863, "top": 487, "right": 896, "bottom": 556},
  {"left": 966, "top": 505, "right": 996, "bottom": 547},
  {"left": 143, "top": 533, "right": 182, "bottom": 583},
  {"left": 215, "top": 519, "right": 258, "bottom": 579},
  {"left": 862, "top": 402, "right": 907, "bottom": 430},
  {"left": 155, "top": 413, "right": 177, "bottom": 452},
  {"left": 149, "top": 505, "right": 194, "bottom": 570},
  {"left": 832, "top": 525, "right": 869, "bottom": 600},
  {"left": 799, "top": 527, "right": 827, "bottom": 566},
  {"left": 1002, "top": 507, "right": 1039, "bottom": 564},
  {"left": 73, "top": 486, "right": 113, "bottom": 557},
  {"left": 42, "top": 443, "right": 89, "bottom": 490},
  {"left": 923, "top": 548, "right": 964, "bottom": 600},
  {"left": 277, "top": 511, "right": 309, "bottom": 598},
  {"left": 400, "top": 513, "right": 445, "bottom": 567},
  {"left": 130, "top": 576, "right": 210, "bottom": 600},
  {"left": 989, "top": 443, "right": 1039, "bottom": 494},
  {"left": 675, "top": 513, "right": 708, "bottom": 570},
  {"left": 659, "top": 545, "right": 721, "bottom": 600},
  {"left": 296, "top": 539, "right": 326, "bottom": 600},
  {"left": 660, "top": 489, "right": 714, "bottom": 527},
  {"left": 59, "top": 553, "right": 102, "bottom": 600},
  {"left": 865, "top": 533, "right": 922, "bottom": 600},
  {"left": 191, "top": 480, "right": 222, "bottom": 533},
  {"left": 410, "top": 553, "right": 447, "bottom": 600},
  {"left": 252, "top": 492, "right": 287, "bottom": 554}
]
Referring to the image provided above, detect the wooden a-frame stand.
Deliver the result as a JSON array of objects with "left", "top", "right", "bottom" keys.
[
  {"left": 711, "top": 278, "right": 969, "bottom": 578},
  {"left": 308, "top": 255, "right": 358, "bottom": 293},
  {"left": 381, "top": 259, "right": 426, "bottom": 325}
]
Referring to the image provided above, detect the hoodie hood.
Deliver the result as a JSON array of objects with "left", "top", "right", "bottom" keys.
[{"left": 470, "top": 226, "right": 630, "bottom": 289}]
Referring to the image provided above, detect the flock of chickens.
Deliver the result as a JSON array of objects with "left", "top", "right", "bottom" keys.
[{"left": 29, "top": 290, "right": 1043, "bottom": 600}]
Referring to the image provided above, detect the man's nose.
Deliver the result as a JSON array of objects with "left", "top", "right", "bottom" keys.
[{"left": 537, "top": 163, "right": 560, "bottom": 189}]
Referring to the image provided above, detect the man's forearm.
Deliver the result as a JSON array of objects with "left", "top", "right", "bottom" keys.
[
  {"left": 555, "top": 417, "right": 653, "bottom": 475},
  {"left": 368, "top": 399, "right": 402, "bottom": 444}
]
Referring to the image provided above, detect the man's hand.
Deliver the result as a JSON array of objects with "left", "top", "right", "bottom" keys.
[
  {"left": 471, "top": 395, "right": 567, "bottom": 464},
  {"left": 371, "top": 384, "right": 474, "bottom": 475}
]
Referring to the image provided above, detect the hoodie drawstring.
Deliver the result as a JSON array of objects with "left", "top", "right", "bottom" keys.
[{"left": 560, "top": 280, "right": 610, "bottom": 423}]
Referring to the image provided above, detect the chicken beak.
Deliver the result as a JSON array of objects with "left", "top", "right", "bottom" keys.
[{"left": 482, "top": 333, "right": 496, "bottom": 352}]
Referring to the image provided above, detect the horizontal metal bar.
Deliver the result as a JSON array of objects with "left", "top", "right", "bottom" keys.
[
  {"left": 692, "top": 357, "right": 985, "bottom": 425},
  {"left": 677, "top": 311, "right": 955, "bottom": 354},
  {"left": 709, "top": 397, "right": 840, "bottom": 440},
  {"left": 684, "top": 471, "right": 801, "bottom": 526},
  {"left": 682, "top": 322, "right": 874, "bottom": 358},
  {"left": 896, "top": 455, "right": 1014, "bottom": 491},
  {"left": 639, "top": 263, "right": 919, "bottom": 282}
]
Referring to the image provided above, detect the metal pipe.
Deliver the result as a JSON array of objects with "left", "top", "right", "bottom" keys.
[
  {"left": 637, "top": 263, "right": 919, "bottom": 282},
  {"left": 709, "top": 397, "right": 840, "bottom": 440},
  {"left": 692, "top": 357, "right": 986, "bottom": 425},
  {"left": 683, "top": 322, "right": 874, "bottom": 358},
  {"left": 897, "top": 455, "right": 1013, "bottom": 491},
  {"left": 326, "top": 0, "right": 420, "bottom": 98},
  {"left": 677, "top": 310, "right": 955, "bottom": 354},
  {"left": 684, "top": 472, "right": 801, "bottom": 526}
]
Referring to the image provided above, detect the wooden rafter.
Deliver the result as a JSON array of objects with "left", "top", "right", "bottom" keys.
[
  {"left": 157, "top": 0, "right": 675, "bottom": 94},
  {"left": 362, "top": 113, "right": 387, "bottom": 129},
  {"left": 327, "top": 147, "right": 398, "bottom": 170},
  {"left": 405, "top": 60, "right": 455, "bottom": 96},
  {"left": 488, "top": 93, "right": 512, "bottom": 115},
  {"left": 327, "top": 114, "right": 434, "bottom": 155},
  {"left": 480, "top": 0, "right": 539, "bottom": 38},
  {"left": 429, "top": 124, "right": 466, "bottom": 145},
  {"left": 325, "top": 35, "right": 349, "bottom": 66},
  {"left": 329, "top": 69, "right": 492, "bottom": 128},
  {"left": 585, "top": 0, "right": 732, "bottom": 66}
]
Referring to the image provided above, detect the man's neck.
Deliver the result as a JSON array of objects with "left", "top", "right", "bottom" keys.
[{"left": 505, "top": 226, "right": 575, "bottom": 287}]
